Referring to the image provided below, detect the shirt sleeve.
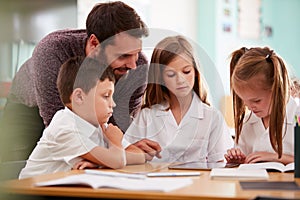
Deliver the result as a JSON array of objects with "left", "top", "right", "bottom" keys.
[
  {"left": 207, "top": 109, "right": 234, "bottom": 162},
  {"left": 124, "top": 108, "right": 151, "bottom": 144},
  {"left": 112, "top": 53, "right": 148, "bottom": 132},
  {"left": 32, "top": 36, "right": 66, "bottom": 126},
  {"left": 129, "top": 84, "right": 147, "bottom": 118},
  {"left": 235, "top": 129, "right": 252, "bottom": 155},
  {"left": 47, "top": 126, "right": 99, "bottom": 166},
  {"left": 129, "top": 51, "right": 148, "bottom": 118},
  {"left": 32, "top": 31, "right": 85, "bottom": 126}
]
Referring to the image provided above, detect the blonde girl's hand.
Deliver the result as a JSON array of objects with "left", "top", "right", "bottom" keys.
[
  {"left": 101, "top": 123, "right": 123, "bottom": 146},
  {"left": 72, "top": 160, "right": 99, "bottom": 170},
  {"left": 224, "top": 148, "right": 246, "bottom": 164}
]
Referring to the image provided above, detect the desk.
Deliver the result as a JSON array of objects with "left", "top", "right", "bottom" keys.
[{"left": 1, "top": 163, "right": 300, "bottom": 200}]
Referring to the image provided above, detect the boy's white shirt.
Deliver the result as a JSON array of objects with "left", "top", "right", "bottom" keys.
[
  {"left": 19, "top": 107, "right": 127, "bottom": 179},
  {"left": 236, "top": 97, "right": 298, "bottom": 156},
  {"left": 124, "top": 92, "right": 234, "bottom": 163}
]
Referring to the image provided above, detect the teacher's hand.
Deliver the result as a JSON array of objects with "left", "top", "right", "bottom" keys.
[{"left": 133, "top": 139, "right": 162, "bottom": 161}]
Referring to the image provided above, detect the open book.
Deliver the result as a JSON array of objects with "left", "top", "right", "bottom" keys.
[
  {"left": 210, "top": 168, "right": 269, "bottom": 180},
  {"left": 35, "top": 173, "right": 193, "bottom": 192},
  {"left": 238, "top": 162, "right": 294, "bottom": 173}
]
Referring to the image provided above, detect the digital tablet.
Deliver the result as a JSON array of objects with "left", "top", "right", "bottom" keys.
[{"left": 168, "top": 161, "right": 239, "bottom": 170}]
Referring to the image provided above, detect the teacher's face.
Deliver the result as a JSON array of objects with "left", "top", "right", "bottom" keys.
[{"left": 104, "top": 32, "right": 142, "bottom": 80}]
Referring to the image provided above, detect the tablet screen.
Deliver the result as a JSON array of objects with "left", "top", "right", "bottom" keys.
[{"left": 168, "top": 161, "right": 239, "bottom": 170}]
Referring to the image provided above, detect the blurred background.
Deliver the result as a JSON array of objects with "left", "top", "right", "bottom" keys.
[{"left": 0, "top": 0, "right": 299, "bottom": 127}]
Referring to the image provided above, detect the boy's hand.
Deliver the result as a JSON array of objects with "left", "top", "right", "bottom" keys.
[
  {"left": 133, "top": 139, "right": 162, "bottom": 161},
  {"left": 102, "top": 123, "right": 123, "bottom": 146},
  {"left": 224, "top": 148, "right": 246, "bottom": 164},
  {"left": 72, "top": 160, "right": 99, "bottom": 170}
]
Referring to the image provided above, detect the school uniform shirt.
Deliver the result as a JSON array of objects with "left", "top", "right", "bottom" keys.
[
  {"left": 295, "top": 97, "right": 299, "bottom": 106},
  {"left": 124, "top": 92, "right": 234, "bottom": 163},
  {"left": 236, "top": 97, "right": 299, "bottom": 156},
  {"left": 19, "top": 107, "right": 107, "bottom": 179}
]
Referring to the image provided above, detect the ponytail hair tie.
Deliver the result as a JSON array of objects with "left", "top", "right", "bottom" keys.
[
  {"left": 265, "top": 54, "right": 272, "bottom": 62},
  {"left": 242, "top": 47, "right": 248, "bottom": 53}
]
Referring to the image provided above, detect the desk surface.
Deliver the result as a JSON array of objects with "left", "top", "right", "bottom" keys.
[{"left": 1, "top": 163, "right": 300, "bottom": 200}]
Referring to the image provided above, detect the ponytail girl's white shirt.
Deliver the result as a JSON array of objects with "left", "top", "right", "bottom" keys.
[
  {"left": 236, "top": 97, "right": 298, "bottom": 156},
  {"left": 124, "top": 92, "right": 234, "bottom": 163}
]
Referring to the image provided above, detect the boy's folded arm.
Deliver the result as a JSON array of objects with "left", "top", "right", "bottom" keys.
[
  {"left": 72, "top": 160, "right": 99, "bottom": 170},
  {"left": 125, "top": 144, "right": 146, "bottom": 164},
  {"left": 81, "top": 145, "right": 126, "bottom": 169}
]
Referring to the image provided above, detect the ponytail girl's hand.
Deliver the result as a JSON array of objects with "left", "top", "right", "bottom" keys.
[
  {"left": 245, "top": 151, "right": 276, "bottom": 163},
  {"left": 224, "top": 148, "right": 246, "bottom": 164}
]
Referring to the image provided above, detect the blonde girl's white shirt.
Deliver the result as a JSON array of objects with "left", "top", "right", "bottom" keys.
[
  {"left": 19, "top": 107, "right": 106, "bottom": 179},
  {"left": 236, "top": 97, "right": 298, "bottom": 156},
  {"left": 124, "top": 92, "right": 234, "bottom": 163}
]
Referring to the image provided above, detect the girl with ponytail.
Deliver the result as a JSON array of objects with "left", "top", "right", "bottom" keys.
[{"left": 224, "top": 47, "right": 298, "bottom": 165}]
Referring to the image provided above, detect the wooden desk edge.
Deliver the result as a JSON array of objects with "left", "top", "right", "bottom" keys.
[{"left": 1, "top": 166, "right": 300, "bottom": 200}]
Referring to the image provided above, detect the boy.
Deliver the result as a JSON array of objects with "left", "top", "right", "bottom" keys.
[{"left": 19, "top": 56, "right": 145, "bottom": 179}]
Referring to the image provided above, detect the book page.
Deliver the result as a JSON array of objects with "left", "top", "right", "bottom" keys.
[
  {"left": 285, "top": 162, "right": 295, "bottom": 172},
  {"left": 35, "top": 174, "right": 193, "bottom": 192},
  {"left": 238, "top": 162, "right": 294, "bottom": 172}
]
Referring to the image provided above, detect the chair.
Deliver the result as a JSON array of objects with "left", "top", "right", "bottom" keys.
[
  {"left": 220, "top": 95, "right": 234, "bottom": 128},
  {"left": 0, "top": 160, "right": 26, "bottom": 180}
]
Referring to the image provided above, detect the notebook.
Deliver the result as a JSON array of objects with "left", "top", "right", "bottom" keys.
[{"left": 210, "top": 168, "right": 269, "bottom": 180}]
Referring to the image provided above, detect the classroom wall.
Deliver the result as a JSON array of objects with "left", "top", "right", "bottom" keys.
[
  {"left": 261, "top": 0, "right": 300, "bottom": 78},
  {"left": 197, "top": 0, "right": 300, "bottom": 99},
  {"left": 197, "top": 0, "right": 229, "bottom": 108},
  {"left": 197, "top": 0, "right": 300, "bottom": 101},
  {"left": 197, "top": 0, "right": 217, "bottom": 61},
  {"left": 0, "top": 0, "right": 77, "bottom": 82},
  {"left": 196, "top": 0, "right": 300, "bottom": 125}
]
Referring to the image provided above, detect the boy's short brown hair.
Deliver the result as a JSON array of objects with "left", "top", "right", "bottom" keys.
[{"left": 57, "top": 56, "right": 115, "bottom": 105}]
